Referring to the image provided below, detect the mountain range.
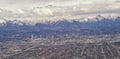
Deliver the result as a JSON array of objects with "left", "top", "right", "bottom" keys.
[{"left": 0, "top": 15, "right": 120, "bottom": 41}]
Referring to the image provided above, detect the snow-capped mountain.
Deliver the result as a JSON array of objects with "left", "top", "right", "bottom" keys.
[
  {"left": 0, "top": 15, "right": 117, "bottom": 25},
  {"left": 0, "top": 15, "right": 120, "bottom": 41}
]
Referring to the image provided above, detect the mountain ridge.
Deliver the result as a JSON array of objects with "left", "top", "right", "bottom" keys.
[
  {"left": 0, "top": 15, "right": 119, "bottom": 25},
  {"left": 0, "top": 15, "right": 120, "bottom": 41}
]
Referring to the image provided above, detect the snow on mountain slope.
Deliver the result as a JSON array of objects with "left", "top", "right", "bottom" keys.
[{"left": 0, "top": 15, "right": 119, "bottom": 26}]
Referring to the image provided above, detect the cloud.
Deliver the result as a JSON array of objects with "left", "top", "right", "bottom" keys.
[
  {"left": 0, "top": 0, "right": 119, "bottom": 23},
  {"left": 115, "top": 0, "right": 120, "bottom": 3}
]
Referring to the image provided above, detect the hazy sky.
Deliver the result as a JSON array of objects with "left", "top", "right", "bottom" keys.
[{"left": 0, "top": 0, "right": 120, "bottom": 23}]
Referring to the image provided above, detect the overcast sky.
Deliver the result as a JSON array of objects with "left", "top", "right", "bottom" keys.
[{"left": 0, "top": 0, "right": 120, "bottom": 23}]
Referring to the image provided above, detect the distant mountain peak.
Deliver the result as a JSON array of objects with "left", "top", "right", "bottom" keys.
[{"left": 0, "top": 15, "right": 119, "bottom": 26}]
